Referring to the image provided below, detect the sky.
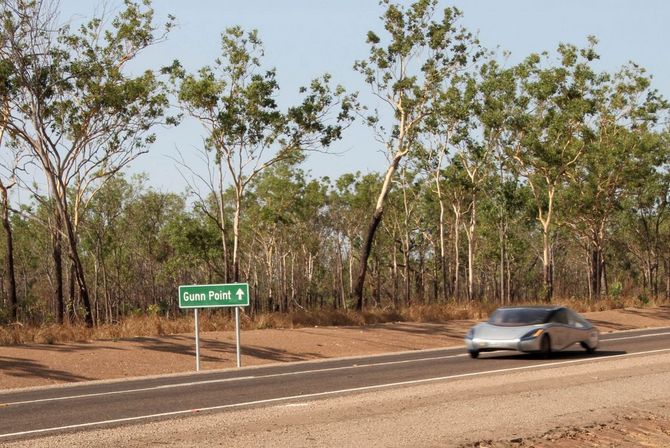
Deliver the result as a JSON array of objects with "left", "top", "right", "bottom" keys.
[{"left": 56, "top": 0, "right": 670, "bottom": 193}]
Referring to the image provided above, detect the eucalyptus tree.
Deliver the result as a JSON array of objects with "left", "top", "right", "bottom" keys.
[
  {"left": 411, "top": 72, "right": 476, "bottom": 299},
  {"left": 442, "top": 157, "right": 471, "bottom": 300},
  {"left": 6, "top": 204, "right": 48, "bottom": 320},
  {"left": 383, "top": 166, "right": 421, "bottom": 305},
  {"left": 243, "top": 163, "right": 330, "bottom": 312},
  {"left": 172, "top": 146, "right": 232, "bottom": 282},
  {"left": 327, "top": 172, "right": 380, "bottom": 307},
  {"left": 452, "top": 75, "right": 490, "bottom": 301},
  {"left": 0, "top": 55, "right": 20, "bottom": 321},
  {"left": 413, "top": 133, "right": 450, "bottom": 297},
  {"left": 617, "top": 168, "right": 670, "bottom": 299},
  {"left": 476, "top": 60, "right": 519, "bottom": 303},
  {"left": 172, "top": 26, "right": 355, "bottom": 283},
  {"left": 0, "top": 155, "right": 19, "bottom": 323},
  {"left": 80, "top": 175, "right": 136, "bottom": 323},
  {"left": 124, "top": 188, "right": 185, "bottom": 311},
  {"left": 509, "top": 41, "right": 599, "bottom": 302},
  {"left": 562, "top": 65, "right": 668, "bottom": 299},
  {"left": 164, "top": 204, "right": 222, "bottom": 287},
  {"left": 352, "top": 0, "right": 482, "bottom": 309},
  {"left": 0, "top": 0, "right": 174, "bottom": 325}
]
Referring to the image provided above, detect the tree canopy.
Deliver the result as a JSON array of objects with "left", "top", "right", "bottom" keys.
[{"left": 0, "top": 0, "right": 668, "bottom": 326}]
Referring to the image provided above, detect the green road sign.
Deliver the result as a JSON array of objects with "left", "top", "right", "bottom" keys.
[{"left": 179, "top": 283, "right": 250, "bottom": 308}]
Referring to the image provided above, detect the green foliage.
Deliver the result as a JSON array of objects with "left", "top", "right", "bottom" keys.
[
  {"left": 355, "top": 0, "right": 481, "bottom": 149},
  {"left": 172, "top": 26, "right": 356, "bottom": 163},
  {"left": 637, "top": 294, "right": 650, "bottom": 306},
  {"left": 146, "top": 303, "right": 160, "bottom": 316},
  {"left": 1, "top": 0, "right": 670, "bottom": 326}
]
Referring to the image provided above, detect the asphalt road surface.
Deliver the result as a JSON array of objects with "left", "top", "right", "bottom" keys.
[{"left": 1, "top": 327, "right": 669, "bottom": 443}]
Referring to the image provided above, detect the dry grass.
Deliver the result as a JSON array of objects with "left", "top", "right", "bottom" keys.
[{"left": 0, "top": 296, "right": 661, "bottom": 346}]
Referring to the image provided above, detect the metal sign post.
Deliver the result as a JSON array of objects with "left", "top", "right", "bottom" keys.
[
  {"left": 178, "top": 283, "right": 250, "bottom": 371},
  {"left": 235, "top": 306, "right": 241, "bottom": 368},
  {"left": 194, "top": 308, "right": 200, "bottom": 372}
]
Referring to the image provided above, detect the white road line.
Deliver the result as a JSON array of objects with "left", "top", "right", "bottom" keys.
[
  {"left": 601, "top": 332, "right": 670, "bottom": 342},
  {"left": 0, "top": 354, "right": 468, "bottom": 407},
  {"left": 2, "top": 347, "right": 670, "bottom": 440},
  {"left": 3, "top": 329, "right": 670, "bottom": 408},
  {"left": 0, "top": 376, "right": 256, "bottom": 407}
]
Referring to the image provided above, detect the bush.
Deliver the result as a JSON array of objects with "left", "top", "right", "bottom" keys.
[{"left": 637, "top": 294, "right": 650, "bottom": 306}]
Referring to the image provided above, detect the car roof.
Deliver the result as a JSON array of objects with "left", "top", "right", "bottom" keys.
[{"left": 495, "top": 305, "right": 564, "bottom": 311}]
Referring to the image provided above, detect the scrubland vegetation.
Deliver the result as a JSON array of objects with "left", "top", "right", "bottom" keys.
[
  {"left": 0, "top": 1, "right": 669, "bottom": 338},
  {"left": 0, "top": 296, "right": 654, "bottom": 345}
]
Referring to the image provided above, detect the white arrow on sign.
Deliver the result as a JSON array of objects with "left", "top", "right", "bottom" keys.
[{"left": 236, "top": 289, "right": 245, "bottom": 300}]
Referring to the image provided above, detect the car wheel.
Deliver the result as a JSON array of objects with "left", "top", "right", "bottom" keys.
[
  {"left": 468, "top": 350, "right": 480, "bottom": 359},
  {"left": 539, "top": 334, "right": 551, "bottom": 358},
  {"left": 580, "top": 341, "right": 596, "bottom": 354}
]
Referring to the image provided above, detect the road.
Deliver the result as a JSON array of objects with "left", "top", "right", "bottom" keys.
[{"left": 1, "top": 327, "right": 670, "bottom": 444}]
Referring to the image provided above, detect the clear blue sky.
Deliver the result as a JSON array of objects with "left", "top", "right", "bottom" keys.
[{"left": 59, "top": 0, "right": 670, "bottom": 192}]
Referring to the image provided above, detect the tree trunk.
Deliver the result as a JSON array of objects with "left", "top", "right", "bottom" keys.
[
  {"left": 417, "top": 251, "right": 425, "bottom": 303},
  {"left": 45, "top": 170, "right": 93, "bottom": 326},
  {"left": 232, "top": 191, "right": 242, "bottom": 282},
  {"left": 590, "top": 245, "right": 603, "bottom": 300},
  {"left": 497, "top": 158, "right": 506, "bottom": 305},
  {"left": 217, "top": 163, "right": 229, "bottom": 282},
  {"left": 464, "top": 196, "right": 477, "bottom": 302},
  {"left": 354, "top": 152, "right": 404, "bottom": 310},
  {"left": 506, "top": 248, "right": 512, "bottom": 303},
  {"left": 375, "top": 255, "right": 382, "bottom": 306},
  {"left": 354, "top": 208, "right": 383, "bottom": 310},
  {"left": 542, "top": 229, "right": 553, "bottom": 303},
  {"left": 392, "top": 244, "right": 399, "bottom": 308},
  {"left": 68, "top": 261, "right": 76, "bottom": 322},
  {"left": 62, "top": 212, "right": 93, "bottom": 327},
  {"left": 586, "top": 246, "right": 593, "bottom": 301},
  {"left": 337, "top": 237, "right": 346, "bottom": 309},
  {"left": 452, "top": 205, "right": 461, "bottom": 301},
  {"left": 52, "top": 217, "right": 64, "bottom": 324},
  {"left": 435, "top": 174, "right": 449, "bottom": 300},
  {"left": 102, "top": 255, "right": 111, "bottom": 323},
  {"left": 93, "top": 245, "right": 99, "bottom": 324},
  {"left": 403, "top": 233, "right": 411, "bottom": 306},
  {"left": 499, "top": 225, "right": 504, "bottom": 304},
  {"left": 654, "top": 250, "right": 660, "bottom": 300},
  {"left": 0, "top": 188, "right": 17, "bottom": 322},
  {"left": 0, "top": 112, "right": 16, "bottom": 321},
  {"left": 534, "top": 184, "right": 555, "bottom": 303},
  {"left": 603, "top": 256, "right": 609, "bottom": 297},
  {"left": 432, "top": 242, "right": 439, "bottom": 303},
  {"left": 466, "top": 231, "right": 474, "bottom": 301}
]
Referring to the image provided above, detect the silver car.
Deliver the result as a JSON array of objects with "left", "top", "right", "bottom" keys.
[{"left": 465, "top": 306, "right": 599, "bottom": 358}]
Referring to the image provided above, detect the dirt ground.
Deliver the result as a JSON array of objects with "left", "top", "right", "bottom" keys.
[
  {"left": 473, "top": 410, "right": 670, "bottom": 447},
  {"left": 1, "top": 306, "right": 668, "bottom": 391}
]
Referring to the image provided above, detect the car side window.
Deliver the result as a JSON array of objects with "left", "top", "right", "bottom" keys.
[
  {"left": 550, "top": 309, "right": 569, "bottom": 325},
  {"left": 568, "top": 310, "right": 589, "bottom": 329}
]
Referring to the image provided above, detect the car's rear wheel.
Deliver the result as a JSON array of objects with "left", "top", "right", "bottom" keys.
[
  {"left": 468, "top": 350, "right": 479, "bottom": 359},
  {"left": 581, "top": 341, "right": 596, "bottom": 354},
  {"left": 539, "top": 334, "right": 551, "bottom": 358}
]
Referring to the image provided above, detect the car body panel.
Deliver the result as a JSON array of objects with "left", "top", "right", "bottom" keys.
[{"left": 465, "top": 306, "right": 599, "bottom": 356}]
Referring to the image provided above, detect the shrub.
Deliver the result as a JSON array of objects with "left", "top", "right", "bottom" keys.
[{"left": 637, "top": 294, "right": 650, "bottom": 306}]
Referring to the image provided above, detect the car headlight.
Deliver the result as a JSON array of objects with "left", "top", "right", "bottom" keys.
[
  {"left": 521, "top": 328, "right": 544, "bottom": 339},
  {"left": 466, "top": 328, "right": 475, "bottom": 340}
]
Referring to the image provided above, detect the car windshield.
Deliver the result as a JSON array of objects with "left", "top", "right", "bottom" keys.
[{"left": 488, "top": 308, "right": 553, "bottom": 326}]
